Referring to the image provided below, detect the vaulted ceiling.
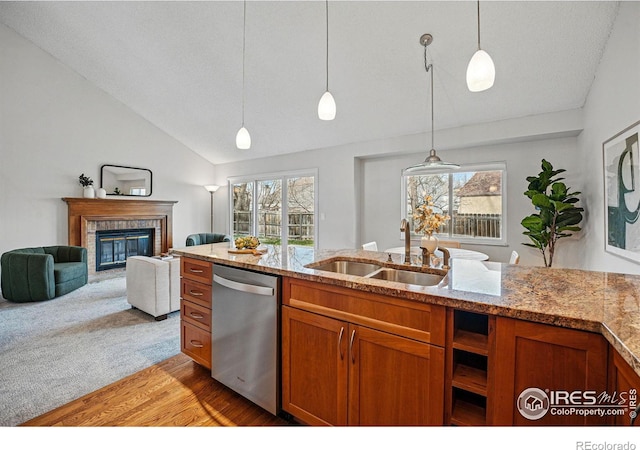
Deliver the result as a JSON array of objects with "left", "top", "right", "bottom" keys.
[{"left": 0, "top": 1, "right": 620, "bottom": 164}]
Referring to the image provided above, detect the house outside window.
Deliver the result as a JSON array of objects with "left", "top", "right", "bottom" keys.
[
  {"left": 402, "top": 162, "right": 506, "bottom": 245},
  {"left": 230, "top": 170, "right": 317, "bottom": 249}
]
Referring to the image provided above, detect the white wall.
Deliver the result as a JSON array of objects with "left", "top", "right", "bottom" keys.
[
  {"left": 578, "top": 1, "right": 640, "bottom": 275},
  {"left": 0, "top": 24, "right": 215, "bottom": 257}
]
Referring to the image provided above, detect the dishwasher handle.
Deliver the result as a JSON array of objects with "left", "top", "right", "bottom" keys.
[{"left": 213, "top": 274, "right": 274, "bottom": 297}]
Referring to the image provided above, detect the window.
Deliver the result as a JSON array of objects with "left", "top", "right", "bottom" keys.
[
  {"left": 230, "top": 171, "right": 317, "bottom": 248},
  {"left": 402, "top": 163, "right": 506, "bottom": 245}
]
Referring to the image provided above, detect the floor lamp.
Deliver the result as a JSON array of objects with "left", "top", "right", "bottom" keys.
[{"left": 204, "top": 185, "right": 220, "bottom": 233}]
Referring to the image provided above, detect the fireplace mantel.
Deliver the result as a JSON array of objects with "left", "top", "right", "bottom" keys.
[{"left": 62, "top": 198, "right": 178, "bottom": 253}]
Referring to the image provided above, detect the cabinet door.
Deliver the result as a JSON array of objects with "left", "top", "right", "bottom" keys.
[
  {"left": 493, "top": 317, "right": 608, "bottom": 425},
  {"left": 348, "top": 325, "right": 445, "bottom": 425},
  {"left": 609, "top": 349, "right": 640, "bottom": 426},
  {"left": 281, "top": 306, "right": 348, "bottom": 425}
]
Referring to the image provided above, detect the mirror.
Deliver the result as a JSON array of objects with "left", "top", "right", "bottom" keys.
[{"left": 100, "top": 164, "right": 152, "bottom": 197}]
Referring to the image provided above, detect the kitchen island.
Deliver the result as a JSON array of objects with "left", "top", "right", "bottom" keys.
[{"left": 171, "top": 242, "right": 640, "bottom": 426}]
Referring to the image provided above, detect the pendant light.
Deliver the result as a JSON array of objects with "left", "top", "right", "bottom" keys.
[
  {"left": 318, "top": 0, "right": 336, "bottom": 120},
  {"left": 466, "top": 0, "right": 495, "bottom": 92},
  {"left": 236, "top": 0, "right": 251, "bottom": 149},
  {"left": 405, "top": 34, "right": 459, "bottom": 173}
]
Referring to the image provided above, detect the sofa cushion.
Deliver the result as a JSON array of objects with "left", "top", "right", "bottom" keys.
[{"left": 54, "top": 262, "right": 87, "bottom": 284}]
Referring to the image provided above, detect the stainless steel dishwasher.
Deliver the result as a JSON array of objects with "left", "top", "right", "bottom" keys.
[{"left": 211, "top": 264, "right": 280, "bottom": 415}]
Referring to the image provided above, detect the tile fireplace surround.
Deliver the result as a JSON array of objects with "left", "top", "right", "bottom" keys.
[{"left": 62, "top": 198, "right": 177, "bottom": 275}]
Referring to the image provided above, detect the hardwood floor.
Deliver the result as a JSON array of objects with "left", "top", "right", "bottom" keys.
[{"left": 22, "top": 353, "right": 290, "bottom": 426}]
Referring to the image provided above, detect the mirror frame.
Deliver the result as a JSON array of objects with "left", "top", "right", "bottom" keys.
[{"left": 100, "top": 164, "right": 153, "bottom": 197}]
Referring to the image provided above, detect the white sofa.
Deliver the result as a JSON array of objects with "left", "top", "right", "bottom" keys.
[{"left": 126, "top": 256, "right": 180, "bottom": 321}]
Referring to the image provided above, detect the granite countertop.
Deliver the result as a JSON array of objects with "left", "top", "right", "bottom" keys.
[{"left": 171, "top": 242, "right": 640, "bottom": 376}]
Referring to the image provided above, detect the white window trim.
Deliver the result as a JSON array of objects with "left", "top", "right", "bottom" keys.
[
  {"left": 401, "top": 161, "right": 507, "bottom": 246},
  {"left": 228, "top": 168, "right": 319, "bottom": 250}
]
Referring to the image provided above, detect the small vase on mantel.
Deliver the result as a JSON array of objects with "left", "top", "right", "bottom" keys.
[
  {"left": 83, "top": 186, "right": 95, "bottom": 198},
  {"left": 421, "top": 234, "right": 439, "bottom": 254},
  {"left": 96, "top": 187, "right": 107, "bottom": 199}
]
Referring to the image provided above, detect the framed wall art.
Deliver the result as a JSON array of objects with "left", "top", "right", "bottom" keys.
[{"left": 603, "top": 120, "right": 640, "bottom": 263}]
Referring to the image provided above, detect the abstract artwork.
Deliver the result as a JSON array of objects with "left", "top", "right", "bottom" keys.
[{"left": 603, "top": 120, "right": 640, "bottom": 262}]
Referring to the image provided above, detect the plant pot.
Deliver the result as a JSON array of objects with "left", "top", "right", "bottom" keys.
[
  {"left": 83, "top": 186, "right": 95, "bottom": 198},
  {"left": 420, "top": 235, "right": 439, "bottom": 253}
]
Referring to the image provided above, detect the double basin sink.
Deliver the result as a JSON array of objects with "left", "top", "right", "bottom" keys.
[{"left": 306, "top": 259, "right": 446, "bottom": 287}]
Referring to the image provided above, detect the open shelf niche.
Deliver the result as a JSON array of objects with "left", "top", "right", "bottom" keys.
[{"left": 446, "top": 309, "right": 495, "bottom": 425}]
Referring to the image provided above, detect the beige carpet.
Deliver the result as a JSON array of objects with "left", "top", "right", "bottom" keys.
[{"left": 0, "top": 274, "right": 180, "bottom": 426}]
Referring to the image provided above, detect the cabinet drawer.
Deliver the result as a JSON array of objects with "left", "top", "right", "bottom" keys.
[
  {"left": 182, "top": 300, "right": 211, "bottom": 331},
  {"left": 181, "top": 279, "right": 212, "bottom": 308},
  {"left": 283, "top": 278, "right": 445, "bottom": 346},
  {"left": 181, "top": 257, "right": 212, "bottom": 284},
  {"left": 181, "top": 320, "right": 211, "bottom": 369}
]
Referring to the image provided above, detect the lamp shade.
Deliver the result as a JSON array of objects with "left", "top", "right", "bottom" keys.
[
  {"left": 204, "top": 185, "right": 220, "bottom": 193},
  {"left": 318, "top": 91, "right": 336, "bottom": 121},
  {"left": 466, "top": 49, "right": 495, "bottom": 92},
  {"left": 236, "top": 126, "right": 251, "bottom": 149}
]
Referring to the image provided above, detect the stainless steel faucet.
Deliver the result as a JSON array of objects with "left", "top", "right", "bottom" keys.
[{"left": 400, "top": 219, "right": 412, "bottom": 265}]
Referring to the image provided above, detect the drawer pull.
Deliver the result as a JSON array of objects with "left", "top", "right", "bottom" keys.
[
  {"left": 190, "top": 340, "right": 204, "bottom": 348},
  {"left": 189, "top": 312, "right": 204, "bottom": 319},
  {"left": 189, "top": 290, "right": 204, "bottom": 296},
  {"left": 338, "top": 326, "right": 345, "bottom": 360},
  {"left": 189, "top": 268, "right": 204, "bottom": 273}
]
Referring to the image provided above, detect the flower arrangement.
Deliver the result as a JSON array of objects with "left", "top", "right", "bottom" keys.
[
  {"left": 413, "top": 195, "right": 450, "bottom": 237},
  {"left": 78, "top": 173, "right": 93, "bottom": 187},
  {"left": 235, "top": 235, "right": 260, "bottom": 250}
]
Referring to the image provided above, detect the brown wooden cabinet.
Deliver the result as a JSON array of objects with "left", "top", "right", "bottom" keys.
[
  {"left": 609, "top": 348, "right": 640, "bottom": 426},
  {"left": 281, "top": 306, "right": 347, "bottom": 425},
  {"left": 281, "top": 277, "right": 445, "bottom": 426},
  {"left": 445, "top": 309, "right": 495, "bottom": 425},
  {"left": 493, "top": 316, "right": 608, "bottom": 425},
  {"left": 180, "top": 257, "right": 213, "bottom": 369}
]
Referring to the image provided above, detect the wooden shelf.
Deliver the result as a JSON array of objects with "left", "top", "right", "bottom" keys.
[
  {"left": 452, "top": 363, "right": 487, "bottom": 396},
  {"left": 450, "top": 398, "right": 486, "bottom": 426},
  {"left": 453, "top": 329, "right": 488, "bottom": 355}
]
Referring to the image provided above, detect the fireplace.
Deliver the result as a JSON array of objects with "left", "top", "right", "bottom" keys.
[
  {"left": 95, "top": 228, "right": 154, "bottom": 271},
  {"left": 62, "top": 198, "right": 177, "bottom": 275}
]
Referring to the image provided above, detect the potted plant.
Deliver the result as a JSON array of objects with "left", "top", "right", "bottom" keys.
[
  {"left": 521, "top": 159, "right": 584, "bottom": 267},
  {"left": 78, "top": 173, "right": 95, "bottom": 198}
]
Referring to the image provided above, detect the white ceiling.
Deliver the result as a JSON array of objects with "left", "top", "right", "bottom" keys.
[{"left": 0, "top": 1, "right": 620, "bottom": 164}]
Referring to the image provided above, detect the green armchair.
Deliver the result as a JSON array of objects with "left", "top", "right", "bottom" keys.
[
  {"left": 1, "top": 246, "right": 88, "bottom": 302},
  {"left": 185, "top": 233, "right": 232, "bottom": 246}
]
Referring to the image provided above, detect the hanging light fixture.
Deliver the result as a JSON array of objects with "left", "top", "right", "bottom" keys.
[
  {"left": 405, "top": 34, "right": 459, "bottom": 173},
  {"left": 317, "top": 0, "right": 336, "bottom": 120},
  {"left": 466, "top": 0, "right": 495, "bottom": 92},
  {"left": 236, "top": 0, "right": 251, "bottom": 149}
]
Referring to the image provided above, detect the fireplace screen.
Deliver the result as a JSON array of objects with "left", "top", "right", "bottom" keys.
[{"left": 95, "top": 229, "right": 154, "bottom": 271}]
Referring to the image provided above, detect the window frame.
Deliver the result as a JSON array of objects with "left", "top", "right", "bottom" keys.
[
  {"left": 401, "top": 161, "right": 507, "bottom": 246},
  {"left": 228, "top": 168, "right": 319, "bottom": 250}
]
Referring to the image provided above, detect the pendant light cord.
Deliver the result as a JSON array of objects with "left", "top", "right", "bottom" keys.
[
  {"left": 325, "top": 0, "right": 329, "bottom": 92},
  {"left": 241, "top": 0, "right": 246, "bottom": 126},
  {"left": 476, "top": 0, "right": 481, "bottom": 50},
  {"left": 423, "top": 42, "right": 434, "bottom": 151}
]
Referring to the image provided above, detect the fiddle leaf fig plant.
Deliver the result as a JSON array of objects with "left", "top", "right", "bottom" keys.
[{"left": 521, "top": 159, "right": 584, "bottom": 267}]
